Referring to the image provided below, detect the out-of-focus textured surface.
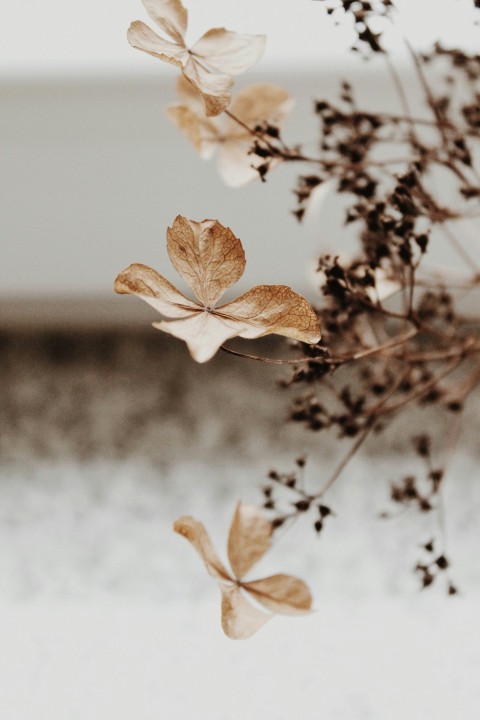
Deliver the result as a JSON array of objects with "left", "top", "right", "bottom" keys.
[{"left": 0, "top": 331, "right": 479, "bottom": 718}]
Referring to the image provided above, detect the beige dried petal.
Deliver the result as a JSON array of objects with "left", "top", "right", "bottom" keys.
[
  {"left": 227, "top": 83, "right": 294, "bottom": 132},
  {"left": 183, "top": 58, "right": 233, "bottom": 116},
  {"left": 220, "top": 584, "right": 270, "bottom": 639},
  {"left": 141, "top": 0, "right": 187, "bottom": 44},
  {"left": 217, "top": 84, "right": 294, "bottom": 186},
  {"left": 114, "top": 263, "right": 199, "bottom": 318},
  {"left": 166, "top": 105, "right": 220, "bottom": 159},
  {"left": 244, "top": 574, "right": 313, "bottom": 615},
  {"left": 191, "top": 28, "right": 266, "bottom": 76},
  {"left": 217, "top": 139, "right": 261, "bottom": 187},
  {"left": 166, "top": 216, "right": 245, "bottom": 306},
  {"left": 115, "top": 217, "right": 321, "bottom": 362},
  {"left": 227, "top": 502, "right": 272, "bottom": 580},
  {"left": 219, "top": 285, "right": 321, "bottom": 344},
  {"left": 174, "top": 516, "right": 231, "bottom": 581},
  {"left": 153, "top": 311, "right": 244, "bottom": 363},
  {"left": 175, "top": 75, "right": 209, "bottom": 112},
  {"left": 127, "top": 20, "right": 188, "bottom": 66},
  {"left": 168, "top": 81, "right": 293, "bottom": 186}
]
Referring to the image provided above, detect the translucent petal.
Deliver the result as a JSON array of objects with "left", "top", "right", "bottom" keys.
[
  {"left": 127, "top": 21, "right": 188, "bottom": 66},
  {"left": 191, "top": 29, "right": 266, "bottom": 75},
  {"left": 166, "top": 105, "right": 220, "bottom": 159},
  {"left": 141, "top": 0, "right": 188, "bottom": 44},
  {"left": 183, "top": 58, "right": 233, "bottom": 116},
  {"left": 220, "top": 584, "right": 270, "bottom": 639},
  {"left": 114, "top": 263, "right": 199, "bottom": 318},
  {"left": 244, "top": 574, "right": 313, "bottom": 615},
  {"left": 217, "top": 138, "right": 260, "bottom": 187},
  {"left": 153, "top": 311, "right": 244, "bottom": 363},
  {"left": 226, "top": 83, "right": 294, "bottom": 132},
  {"left": 227, "top": 502, "right": 272, "bottom": 580},
  {"left": 174, "top": 516, "right": 231, "bottom": 581}
]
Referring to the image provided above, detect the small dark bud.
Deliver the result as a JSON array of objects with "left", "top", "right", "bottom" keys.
[
  {"left": 404, "top": 476, "right": 418, "bottom": 498},
  {"left": 419, "top": 498, "right": 432, "bottom": 512},
  {"left": 415, "top": 234, "right": 429, "bottom": 252},
  {"left": 265, "top": 124, "right": 280, "bottom": 138},
  {"left": 314, "top": 520, "right": 323, "bottom": 533},
  {"left": 414, "top": 434, "right": 430, "bottom": 457},
  {"left": 294, "top": 500, "right": 311, "bottom": 512},
  {"left": 292, "top": 208, "right": 305, "bottom": 222},
  {"left": 272, "top": 517, "right": 285, "bottom": 530},
  {"left": 318, "top": 504, "right": 331, "bottom": 517},
  {"left": 257, "top": 163, "right": 269, "bottom": 181},
  {"left": 252, "top": 142, "right": 271, "bottom": 158},
  {"left": 422, "top": 572, "right": 434, "bottom": 588},
  {"left": 424, "top": 540, "right": 435, "bottom": 553},
  {"left": 429, "top": 469, "right": 444, "bottom": 485},
  {"left": 435, "top": 555, "right": 449, "bottom": 570}
]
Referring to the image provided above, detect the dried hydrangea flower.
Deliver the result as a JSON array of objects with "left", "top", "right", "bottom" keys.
[
  {"left": 128, "top": 0, "right": 266, "bottom": 116},
  {"left": 114, "top": 215, "right": 321, "bottom": 362},
  {"left": 174, "top": 502, "right": 313, "bottom": 639},
  {"left": 167, "top": 77, "right": 294, "bottom": 186}
]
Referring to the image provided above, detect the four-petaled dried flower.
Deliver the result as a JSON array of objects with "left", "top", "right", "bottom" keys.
[
  {"left": 114, "top": 215, "right": 321, "bottom": 362},
  {"left": 128, "top": 0, "right": 266, "bottom": 116},
  {"left": 167, "top": 77, "right": 294, "bottom": 186},
  {"left": 174, "top": 502, "right": 313, "bottom": 639}
]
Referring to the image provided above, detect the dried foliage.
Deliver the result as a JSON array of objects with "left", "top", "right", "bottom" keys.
[
  {"left": 114, "top": 215, "right": 320, "bottom": 362},
  {"left": 118, "top": 0, "right": 480, "bottom": 636},
  {"left": 174, "top": 503, "right": 312, "bottom": 639},
  {"left": 128, "top": 0, "right": 265, "bottom": 115},
  {"left": 167, "top": 78, "right": 294, "bottom": 186}
]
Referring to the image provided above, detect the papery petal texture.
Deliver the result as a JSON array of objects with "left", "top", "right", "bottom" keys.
[
  {"left": 167, "top": 77, "right": 221, "bottom": 157},
  {"left": 153, "top": 311, "right": 243, "bottom": 363},
  {"left": 220, "top": 584, "right": 270, "bottom": 639},
  {"left": 191, "top": 29, "right": 266, "bottom": 75},
  {"left": 114, "top": 263, "right": 199, "bottom": 318},
  {"left": 182, "top": 59, "right": 233, "bottom": 116},
  {"left": 127, "top": 21, "right": 188, "bottom": 65},
  {"left": 142, "top": 0, "right": 188, "bottom": 43},
  {"left": 227, "top": 502, "right": 272, "bottom": 580},
  {"left": 128, "top": 1, "right": 265, "bottom": 117},
  {"left": 219, "top": 84, "right": 293, "bottom": 185},
  {"left": 219, "top": 285, "right": 321, "bottom": 344},
  {"left": 244, "top": 574, "right": 313, "bottom": 615},
  {"left": 173, "top": 516, "right": 231, "bottom": 581},
  {"left": 166, "top": 215, "right": 245, "bottom": 306},
  {"left": 226, "top": 83, "right": 294, "bottom": 132},
  {"left": 167, "top": 81, "right": 294, "bottom": 186},
  {"left": 115, "top": 216, "right": 321, "bottom": 361}
]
